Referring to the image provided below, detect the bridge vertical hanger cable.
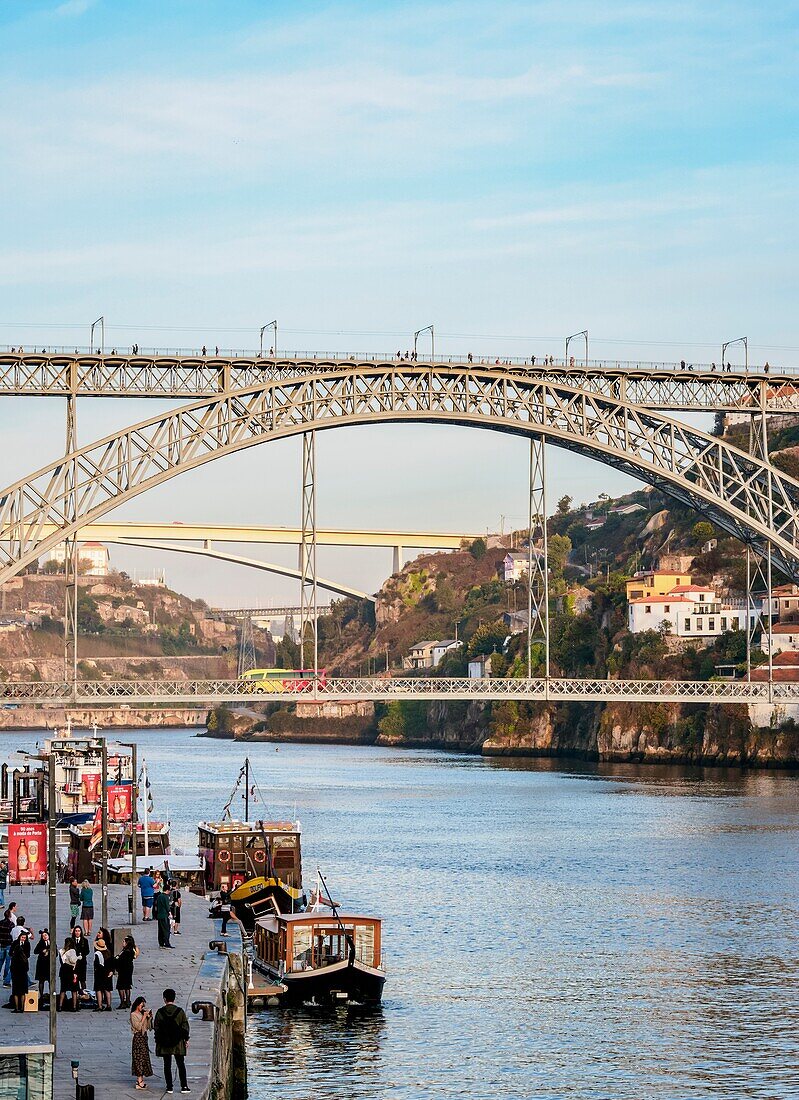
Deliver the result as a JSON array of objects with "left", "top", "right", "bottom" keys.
[
  {"left": 64, "top": 361, "right": 78, "bottom": 690},
  {"left": 237, "top": 612, "right": 257, "bottom": 677},
  {"left": 527, "top": 436, "right": 550, "bottom": 683},
  {"left": 300, "top": 431, "right": 318, "bottom": 681}
]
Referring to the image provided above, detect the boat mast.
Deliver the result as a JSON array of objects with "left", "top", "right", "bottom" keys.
[{"left": 244, "top": 757, "right": 249, "bottom": 823}]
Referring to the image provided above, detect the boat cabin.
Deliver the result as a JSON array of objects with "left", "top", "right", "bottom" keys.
[
  {"left": 254, "top": 912, "right": 382, "bottom": 976},
  {"left": 101, "top": 854, "right": 206, "bottom": 894},
  {"left": 198, "top": 820, "right": 302, "bottom": 892},
  {"left": 67, "top": 820, "right": 170, "bottom": 882}
]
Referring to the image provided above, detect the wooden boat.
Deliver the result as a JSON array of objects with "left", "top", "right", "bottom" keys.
[
  {"left": 252, "top": 910, "right": 386, "bottom": 1006},
  {"left": 67, "top": 820, "right": 170, "bottom": 882}
]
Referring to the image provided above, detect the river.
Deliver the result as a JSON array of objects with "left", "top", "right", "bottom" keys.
[{"left": 10, "top": 729, "right": 799, "bottom": 1098}]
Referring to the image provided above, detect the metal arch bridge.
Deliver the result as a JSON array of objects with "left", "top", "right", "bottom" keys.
[
  {"left": 1, "top": 348, "right": 799, "bottom": 411},
  {"left": 0, "top": 354, "right": 797, "bottom": 705},
  {"left": 0, "top": 676, "right": 792, "bottom": 705},
  {"left": 0, "top": 364, "right": 797, "bottom": 581}
]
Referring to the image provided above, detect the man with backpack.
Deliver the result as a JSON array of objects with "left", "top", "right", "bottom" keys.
[{"left": 154, "top": 987, "right": 190, "bottom": 1093}]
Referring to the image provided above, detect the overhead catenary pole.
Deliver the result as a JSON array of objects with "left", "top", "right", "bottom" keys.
[
  {"left": 565, "top": 329, "right": 589, "bottom": 367},
  {"left": 120, "top": 741, "right": 138, "bottom": 925},
  {"left": 260, "top": 320, "right": 278, "bottom": 357},
  {"left": 244, "top": 757, "right": 249, "bottom": 823},
  {"left": 47, "top": 753, "right": 57, "bottom": 1049},
  {"left": 413, "top": 325, "right": 435, "bottom": 361}
]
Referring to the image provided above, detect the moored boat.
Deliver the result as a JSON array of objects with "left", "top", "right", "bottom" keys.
[{"left": 252, "top": 909, "right": 386, "bottom": 1006}]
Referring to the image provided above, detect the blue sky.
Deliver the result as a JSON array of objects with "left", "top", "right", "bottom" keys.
[{"left": 1, "top": 1, "right": 798, "bottom": 604}]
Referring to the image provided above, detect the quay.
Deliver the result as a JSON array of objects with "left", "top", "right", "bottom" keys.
[{"left": 1, "top": 885, "right": 246, "bottom": 1099}]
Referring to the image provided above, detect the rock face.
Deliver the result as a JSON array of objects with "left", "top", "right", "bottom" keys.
[
  {"left": 375, "top": 699, "right": 799, "bottom": 769},
  {"left": 0, "top": 706, "right": 205, "bottom": 730}
]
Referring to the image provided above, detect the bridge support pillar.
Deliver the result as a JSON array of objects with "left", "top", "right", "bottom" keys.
[
  {"left": 746, "top": 393, "right": 773, "bottom": 694},
  {"left": 64, "top": 385, "right": 78, "bottom": 687},
  {"left": 393, "top": 545, "right": 403, "bottom": 574},
  {"left": 527, "top": 435, "right": 550, "bottom": 683},
  {"left": 299, "top": 431, "right": 318, "bottom": 681}
]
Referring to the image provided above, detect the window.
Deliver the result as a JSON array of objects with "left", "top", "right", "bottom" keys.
[
  {"left": 721, "top": 618, "right": 727, "bottom": 630},
  {"left": 664, "top": 605, "right": 670, "bottom": 613},
  {"left": 630, "top": 589, "right": 643, "bottom": 599},
  {"left": 684, "top": 618, "right": 691, "bottom": 630},
  {"left": 709, "top": 619, "right": 715, "bottom": 631},
  {"left": 699, "top": 594, "right": 705, "bottom": 602},
  {"left": 645, "top": 605, "right": 652, "bottom": 614}
]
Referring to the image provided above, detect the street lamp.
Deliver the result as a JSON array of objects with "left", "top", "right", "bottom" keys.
[
  {"left": 565, "top": 329, "right": 588, "bottom": 367},
  {"left": 413, "top": 325, "right": 435, "bottom": 361},
  {"left": 260, "top": 320, "right": 278, "bottom": 357},
  {"left": 721, "top": 336, "right": 748, "bottom": 372},
  {"left": 90, "top": 316, "right": 104, "bottom": 354}
]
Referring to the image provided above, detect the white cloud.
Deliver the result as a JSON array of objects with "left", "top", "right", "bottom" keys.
[{"left": 53, "top": 0, "right": 95, "bottom": 16}]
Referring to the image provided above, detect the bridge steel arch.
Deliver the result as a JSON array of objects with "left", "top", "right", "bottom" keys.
[{"left": 0, "top": 366, "right": 797, "bottom": 582}]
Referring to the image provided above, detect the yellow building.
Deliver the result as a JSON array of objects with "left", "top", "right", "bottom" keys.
[{"left": 625, "top": 570, "right": 692, "bottom": 602}]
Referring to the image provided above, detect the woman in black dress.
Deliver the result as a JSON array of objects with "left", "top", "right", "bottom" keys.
[
  {"left": 10, "top": 929, "right": 31, "bottom": 1012},
  {"left": 92, "top": 935, "right": 114, "bottom": 1011},
  {"left": 58, "top": 937, "right": 78, "bottom": 1012},
  {"left": 115, "top": 935, "right": 138, "bottom": 1009},
  {"left": 33, "top": 929, "right": 51, "bottom": 999},
  {"left": 71, "top": 924, "right": 89, "bottom": 999}
]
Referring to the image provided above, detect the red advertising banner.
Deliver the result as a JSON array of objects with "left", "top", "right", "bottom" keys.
[
  {"left": 107, "top": 784, "right": 133, "bottom": 822},
  {"left": 82, "top": 771, "right": 101, "bottom": 805},
  {"left": 8, "top": 823, "right": 47, "bottom": 885}
]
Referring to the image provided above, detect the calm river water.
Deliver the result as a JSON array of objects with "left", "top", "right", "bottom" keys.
[{"left": 12, "top": 729, "right": 799, "bottom": 1099}]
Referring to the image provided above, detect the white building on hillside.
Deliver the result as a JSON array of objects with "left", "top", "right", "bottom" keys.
[
  {"left": 628, "top": 584, "right": 754, "bottom": 640},
  {"left": 45, "top": 541, "right": 109, "bottom": 576},
  {"left": 760, "top": 624, "right": 799, "bottom": 656}
]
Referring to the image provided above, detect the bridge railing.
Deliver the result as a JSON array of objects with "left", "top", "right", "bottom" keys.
[
  {"left": 0, "top": 346, "right": 792, "bottom": 375},
  {"left": 0, "top": 677, "right": 791, "bottom": 702}
]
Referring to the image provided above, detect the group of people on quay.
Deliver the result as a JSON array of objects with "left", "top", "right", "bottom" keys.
[{"left": 0, "top": 867, "right": 191, "bottom": 1092}]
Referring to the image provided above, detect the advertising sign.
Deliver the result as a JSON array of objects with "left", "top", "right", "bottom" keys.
[
  {"left": 82, "top": 771, "right": 101, "bottom": 805},
  {"left": 8, "top": 823, "right": 47, "bottom": 885},
  {"left": 107, "top": 783, "right": 133, "bottom": 822}
]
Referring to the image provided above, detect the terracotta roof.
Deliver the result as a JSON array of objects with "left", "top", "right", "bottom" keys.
[
  {"left": 764, "top": 624, "right": 799, "bottom": 634},
  {"left": 629, "top": 595, "right": 692, "bottom": 605},
  {"left": 668, "top": 584, "right": 715, "bottom": 594},
  {"left": 750, "top": 667, "right": 799, "bottom": 681}
]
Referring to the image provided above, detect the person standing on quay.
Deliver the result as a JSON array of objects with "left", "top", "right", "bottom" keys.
[
  {"left": 93, "top": 934, "right": 114, "bottom": 1011},
  {"left": 10, "top": 928, "right": 31, "bottom": 1012},
  {"left": 0, "top": 858, "right": 8, "bottom": 906},
  {"left": 154, "top": 988, "right": 191, "bottom": 1094},
  {"left": 80, "top": 879, "right": 94, "bottom": 934},
  {"left": 219, "top": 887, "right": 232, "bottom": 937},
  {"left": 0, "top": 906, "right": 13, "bottom": 986},
  {"left": 58, "top": 937, "right": 78, "bottom": 1012},
  {"left": 116, "top": 934, "right": 139, "bottom": 1008},
  {"left": 130, "top": 995, "right": 154, "bottom": 1089},
  {"left": 154, "top": 887, "right": 173, "bottom": 948},
  {"left": 72, "top": 924, "right": 89, "bottom": 999},
  {"left": 68, "top": 878, "right": 81, "bottom": 929},
  {"left": 34, "top": 929, "right": 51, "bottom": 1000},
  {"left": 138, "top": 868, "right": 155, "bottom": 921}
]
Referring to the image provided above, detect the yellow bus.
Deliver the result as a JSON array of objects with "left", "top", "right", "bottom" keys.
[{"left": 241, "top": 668, "right": 326, "bottom": 693}]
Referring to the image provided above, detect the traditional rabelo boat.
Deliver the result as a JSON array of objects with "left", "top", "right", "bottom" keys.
[
  {"left": 252, "top": 875, "right": 386, "bottom": 1006},
  {"left": 201, "top": 759, "right": 305, "bottom": 929}
]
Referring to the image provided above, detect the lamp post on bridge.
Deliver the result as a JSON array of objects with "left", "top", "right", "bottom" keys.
[
  {"left": 565, "top": 329, "right": 588, "bottom": 368},
  {"left": 721, "top": 336, "right": 748, "bottom": 372},
  {"left": 90, "top": 316, "right": 104, "bottom": 355},
  {"left": 413, "top": 325, "right": 435, "bottom": 361},
  {"left": 260, "top": 320, "right": 278, "bottom": 357}
]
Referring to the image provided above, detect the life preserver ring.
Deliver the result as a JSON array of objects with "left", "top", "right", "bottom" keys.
[
  {"left": 253, "top": 849, "right": 266, "bottom": 863},
  {"left": 218, "top": 850, "right": 231, "bottom": 863}
]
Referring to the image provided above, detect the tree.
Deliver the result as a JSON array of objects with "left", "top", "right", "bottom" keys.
[
  {"left": 468, "top": 537, "right": 487, "bottom": 560},
  {"left": 692, "top": 521, "right": 715, "bottom": 544},
  {"left": 556, "top": 495, "right": 573, "bottom": 516},
  {"left": 548, "top": 534, "right": 572, "bottom": 589},
  {"left": 467, "top": 620, "right": 507, "bottom": 657}
]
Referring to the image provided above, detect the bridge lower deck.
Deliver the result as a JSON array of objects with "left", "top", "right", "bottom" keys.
[{"left": 0, "top": 677, "right": 790, "bottom": 705}]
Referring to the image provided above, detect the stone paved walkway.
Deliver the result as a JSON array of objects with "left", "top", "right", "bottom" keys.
[{"left": 2, "top": 883, "right": 228, "bottom": 1099}]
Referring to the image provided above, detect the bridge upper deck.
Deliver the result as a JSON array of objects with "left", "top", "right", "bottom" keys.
[{"left": 0, "top": 349, "right": 797, "bottom": 411}]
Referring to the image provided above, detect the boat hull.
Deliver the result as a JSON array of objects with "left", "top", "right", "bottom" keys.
[{"left": 256, "top": 958, "right": 385, "bottom": 1006}]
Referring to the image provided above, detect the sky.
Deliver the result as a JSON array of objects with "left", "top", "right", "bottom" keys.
[{"left": 1, "top": 0, "right": 798, "bottom": 604}]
